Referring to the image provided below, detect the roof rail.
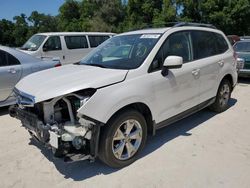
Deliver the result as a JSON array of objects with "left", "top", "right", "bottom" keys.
[
  {"left": 127, "top": 22, "right": 216, "bottom": 32},
  {"left": 174, "top": 22, "right": 216, "bottom": 29}
]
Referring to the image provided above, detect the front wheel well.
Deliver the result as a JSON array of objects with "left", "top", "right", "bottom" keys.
[
  {"left": 105, "top": 103, "right": 154, "bottom": 135},
  {"left": 222, "top": 74, "right": 233, "bottom": 88}
]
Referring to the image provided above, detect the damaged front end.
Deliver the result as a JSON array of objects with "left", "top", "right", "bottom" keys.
[{"left": 9, "top": 88, "right": 103, "bottom": 162}]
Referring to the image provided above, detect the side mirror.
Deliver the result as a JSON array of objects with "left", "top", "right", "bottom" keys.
[
  {"left": 161, "top": 56, "right": 183, "bottom": 76},
  {"left": 43, "top": 46, "right": 48, "bottom": 52}
]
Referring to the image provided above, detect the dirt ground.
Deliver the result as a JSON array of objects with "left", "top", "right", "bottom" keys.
[{"left": 0, "top": 78, "right": 250, "bottom": 188}]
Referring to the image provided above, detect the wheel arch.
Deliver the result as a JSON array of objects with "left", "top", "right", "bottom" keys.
[
  {"left": 104, "top": 102, "right": 154, "bottom": 135},
  {"left": 222, "top": 74, "right": 234, "bottom": 87}
]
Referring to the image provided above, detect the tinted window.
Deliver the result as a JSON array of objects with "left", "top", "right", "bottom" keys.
[
  {"left": 191, "top": 31, "right": 218, "bottom": 60},
  {"left": 88, "top": 35, "right": 110, "bottom": 48},
  {"left": 7, "top": 53, "right": 20, "bottom": 65},
  {"left": 150, "top": 31, "right": 192, "bottom": 72},
  {"left": 0, "top": 50, "right": 20, "bottom": 67},
  {"left": 65, "top": 36, "right": 88, "bottom": 49},
  {"left": 215, "top": 33, "right": 228, "bottom": 53},
  {"left": 0, "top": 50, "right": 7, "bottom": 67},
  {"left": 43, "top": 36, "right": 62, "bottom": 51}
]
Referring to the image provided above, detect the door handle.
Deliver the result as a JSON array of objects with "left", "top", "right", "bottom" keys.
[
  {"left": 218, "top": 60, "right": 224, "bottom": 67},
  {"left": 192, "top": 69, "right": 200, "bottom": 76},
  {"left": 7, "top": 68, "right": 17, "bottom": 74}
]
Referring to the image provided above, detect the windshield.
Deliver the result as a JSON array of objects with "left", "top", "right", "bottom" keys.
[
  {"left": 21, "top": 35, "right": 47, "bottom": 51},
  {"left": 80, "top": 34, "right": 161, "bottom": 69},
  {"left": 234, "top": 41, "right": 250, "bottom": 52}
]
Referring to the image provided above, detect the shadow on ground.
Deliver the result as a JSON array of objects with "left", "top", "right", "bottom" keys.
[
  {"left": 29, "top": 98, "right": 237, "bottom": 181},
  {"left": 0, "top": 107, "right": 9, "bottom": 116},
  {"left": 238, "top": 77, "right": 250, "bottom": 84}
]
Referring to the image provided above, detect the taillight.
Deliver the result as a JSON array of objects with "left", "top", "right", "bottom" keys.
[{"left": 54, "top": 63, "right": 61, "bottom": 67}]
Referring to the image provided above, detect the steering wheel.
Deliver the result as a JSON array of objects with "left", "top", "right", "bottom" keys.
[{"left": 135, "top": 44, "right": 147, "bottom": 57}]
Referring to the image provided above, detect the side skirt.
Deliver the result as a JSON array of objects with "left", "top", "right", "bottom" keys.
[{"left": 154, "top": 97, "right": 216, "bottom": 131}]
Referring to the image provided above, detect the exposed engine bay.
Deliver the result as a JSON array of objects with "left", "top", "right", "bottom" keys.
[{"left": 9, "top": 88, "right": 102, "bottom": 162}]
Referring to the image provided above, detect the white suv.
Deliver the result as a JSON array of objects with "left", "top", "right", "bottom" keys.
[{"left": 10, "top": 23, "right": 237, "bottom": 168}]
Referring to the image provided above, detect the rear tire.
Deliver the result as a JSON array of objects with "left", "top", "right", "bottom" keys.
[
  {"left": 209, "top": 79, "right": 232, "bottom": 112},
  {"left": 99, "top": 109, "right": 147, "bottom": 168}
]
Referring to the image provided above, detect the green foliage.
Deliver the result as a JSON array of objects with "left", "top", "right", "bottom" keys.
[{"left": 0, "top": 0, "right": 250, "bottom": 47}]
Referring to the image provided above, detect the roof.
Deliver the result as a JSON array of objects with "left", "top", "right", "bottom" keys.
[
  {"left": 0, "top": 46, "right": 46, "bottom": 64},
  {"left": 120, "top": 27, "right": 171, "bottom": 35},
  {"left": 36, "top": 32, "right": 115, "bottom": 36}
]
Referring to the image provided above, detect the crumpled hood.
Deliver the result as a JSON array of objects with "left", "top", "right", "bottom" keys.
[{"left": 15, "top": 64, "right": 128, "bottom": 103}]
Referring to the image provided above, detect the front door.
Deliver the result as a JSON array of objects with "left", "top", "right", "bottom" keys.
[
  {"left": 41, "top": 36, "right": 64, "bottom": 63},
  {"left": 148, "top": 31, "right": 201, "bottom": 123}
]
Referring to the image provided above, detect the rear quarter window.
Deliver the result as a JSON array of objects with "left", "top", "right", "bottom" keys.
[
  {"left": 7, "top": 53, "right": 20, "bottom": 65},
  {"left": 0, "top": 50, "right": 20, "bottom": 66},
  {"left": 65, "top": 36, "right": 88, "bottom": 49},
  {"left": 0, "top": 50, "right": 7, "bottom": 67}
]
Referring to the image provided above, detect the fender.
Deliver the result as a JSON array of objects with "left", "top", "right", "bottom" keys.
[{"left": 77, "top": 79, "right": 155, "bottom": 124}]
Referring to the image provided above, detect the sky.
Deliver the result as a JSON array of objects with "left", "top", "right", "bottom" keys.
[{"left": 0, "top": 0, "right": 65, "bottom": 21}]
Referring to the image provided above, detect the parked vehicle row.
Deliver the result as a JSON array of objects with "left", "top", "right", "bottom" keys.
[
  {"left": 20, "top": 32, "right": 114, "bottom": 65},
  {"left": 0, "top": 46, "right": 61, "bottom": 107},
  {"left": 9, "top": 23, "right": 237, "bottom": 168}
]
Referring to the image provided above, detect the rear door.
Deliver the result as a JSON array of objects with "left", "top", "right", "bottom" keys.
[
  {"left": 191, "top": 31, "right": 228, "bottom": 102},
  {"left": 0, "top": 50, "right": 22, "bottom": 101}
]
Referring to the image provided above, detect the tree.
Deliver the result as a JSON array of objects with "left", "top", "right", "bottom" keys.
[
  {"left": 0, "top": 19, "right": 15, "bottom": 46},
  {"left": 13, "top": 13, "right": 29, "bottom": 46},
  {"left": 153, "top": 0, "right": 177, "bottom": 26},
  {"left": 58, "top": 0, "right": 81, "bottom": 31}
]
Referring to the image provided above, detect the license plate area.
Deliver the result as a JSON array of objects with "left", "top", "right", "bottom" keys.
[{"left": 49, "top": 131, "right": 59, "bottom": 149}]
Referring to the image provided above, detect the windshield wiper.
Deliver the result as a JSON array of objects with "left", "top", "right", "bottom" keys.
[{"left": 83, "top": 63, "right": 107, "bottom": 68}]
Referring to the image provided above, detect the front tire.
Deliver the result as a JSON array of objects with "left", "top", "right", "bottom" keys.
[
  {"left": 99, "top": 110, "right": 147, "bottom": 168},
  {"left": 209, "top": 79, "right": 232, "bottom": 112}
]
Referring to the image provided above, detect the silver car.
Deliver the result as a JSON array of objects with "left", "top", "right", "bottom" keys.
[{"left": 0, "top": 46, "right": 61, "bottom": 107}]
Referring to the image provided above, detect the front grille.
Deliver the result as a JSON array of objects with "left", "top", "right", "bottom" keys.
[{"left": 244, "top": 61, "right": 250, "bottom": 69}]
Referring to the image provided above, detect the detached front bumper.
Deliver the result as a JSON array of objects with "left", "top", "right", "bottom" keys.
[{"left": 9, "top": 105, "right": 103, "bottom": 162}]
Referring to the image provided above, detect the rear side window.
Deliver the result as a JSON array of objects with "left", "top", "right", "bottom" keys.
[
  {"left": 0, "top": 50, "right": 20, "bottom": 67},
  {"left": 215, "top": 33, "right": 229, "bottom": 53},
  {"left": 7, "top": 53, "right": 20, "bottom": 65},
  {"left": 43, "top": 36, "right": 62, "bottom": 51},
  {"left": 0, "top": 50, "right": 7, "bottom": 67},
  {"left": 65, "top": 36, "right": 88, "bottom": 49},
  {"left": 88, "top": 35, "right": 110, "bottom": 48},
  {"left": 191, "top": 31, "right": 218, "bottom": 60}
]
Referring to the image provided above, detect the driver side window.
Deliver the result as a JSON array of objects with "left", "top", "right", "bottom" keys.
[
  {"left": 149, "top": 31, "right": 192, "bottom": 72},
  {"left": 43, "top": 36, "right": 62, "bottom": 51}
]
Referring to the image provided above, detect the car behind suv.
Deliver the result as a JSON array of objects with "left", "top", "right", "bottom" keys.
[
  {"left": 234, "top": 39, "right": 250, "bottom": 77},
  {"left": 10, "top": 23, "right": 237, "bottom": 168}
]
